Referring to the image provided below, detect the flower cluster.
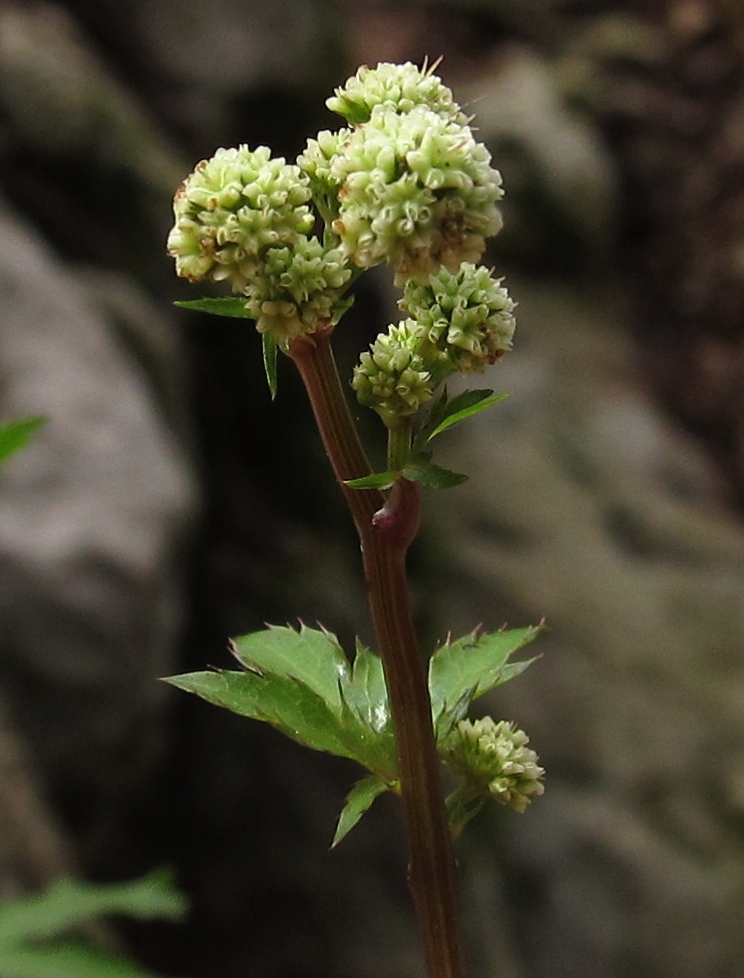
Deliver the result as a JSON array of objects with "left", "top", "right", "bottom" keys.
[
  {"left": 351, "top": 321, "right": 434, "bottom": 427},
  {"left": 244, "top": 240, "right": 352, "bottom": 343},
  {"left": 326, "top": 60, "right": 469, "bottom": 125},
  {"left": 298, "top": 61, "right": 504, "bottom": 286},
  {"left": 443, "top": 717, "right": 545, "bottom": 814},
  {"left": 352, "top": 263, "right": 514, "bottom": 424},
  {"left": 167, "top": 146, "right": 314, "bottom": 293},
  {"left": 167, "top": 62, "right": 510, "bottom": 358},
  {"left": 320, "top": 105, "right": 503, "bottom": 284},
  {"left": 400, "top": 263, "right": 515, "bottom": 379}
]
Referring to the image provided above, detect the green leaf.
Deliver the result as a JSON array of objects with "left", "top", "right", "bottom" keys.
[
  {"left": 342, "top": 641, "right": 389, "bottom": 733},
  {"left": 174, "top": 297, "right": 252, "bottom": 318},
  {"left": 417, "top": 387, "right": 450, "bottom": 446},
  {"left": 165, "top": 669, "right": 359, "bottom": 762},
  {"left": 331, "top": 776, "right": 390, "bottom": 848},
  {"left": 429, "top": 626, "right": 542, "bottom": 732},
  {"left": 0, "top": 417, "right": 46, "bottom": 466},
  {"left": 262, "top": 332, "right": 279, "bottom": 399},
  {"left": 337, "top": 641, "right": 397, "bottom": 780},
  {"left": 0, "top": 871, "right": 186, "bottom": 946},
  {"left": 344, "top": 471, "right": 398, "bottom": 490},
  {"left": 427, "top": 390, "right": 508, "bottom": 441},
  {"left": 401, "top": 457, "right": 468, "bottom": 489},
  {"left": 230, "top": 624, "right": 350, "bottom": 712},
  {"left": 0, "top": 942, "right": 179, "bottom": 978},
  {"left": 167, "top": 626, "right": 400, "bottom": 776}
]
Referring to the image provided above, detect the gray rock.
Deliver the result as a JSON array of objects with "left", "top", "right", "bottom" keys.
[
  {"left": 0, "top": 195, "right": 197, "bottom": 849},
  {"left": 425, "top": 278, "right": 744, "bottom": 977}
]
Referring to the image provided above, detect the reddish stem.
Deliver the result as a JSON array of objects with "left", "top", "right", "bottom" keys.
[{"left": 288, "top": 331, "right": 466, "bottom": 978}]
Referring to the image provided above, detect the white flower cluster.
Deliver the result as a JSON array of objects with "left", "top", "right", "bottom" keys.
[{"left": 443, "top": 716, "right": 545, "bottom": 814}]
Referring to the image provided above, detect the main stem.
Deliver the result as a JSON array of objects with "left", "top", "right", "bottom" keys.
[{"left": 289, "top": 331, "right": 466, "bottom": 978}]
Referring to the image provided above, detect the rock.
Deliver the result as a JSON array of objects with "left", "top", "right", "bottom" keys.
[
  {"left": 0, "top": 194, "right": 197, "bottom": 856},
  {"left": 425, "top": 277, "right": 744, "bottom": 978}
]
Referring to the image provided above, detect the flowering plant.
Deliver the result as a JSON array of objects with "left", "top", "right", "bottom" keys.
[{"left": 166, "top": 60, "right": 544, "bottom": 978}]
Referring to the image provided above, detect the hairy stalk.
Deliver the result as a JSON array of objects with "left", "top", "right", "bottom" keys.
[{"left": 288, "top": 331, "right": 466, "bottom": 978}]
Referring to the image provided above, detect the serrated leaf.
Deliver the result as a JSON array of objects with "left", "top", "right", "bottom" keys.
[
  {"left": 343, "top": 641, "right": 389, "bottom": 733},
  {"left": 401, "top": 458, "right": 468, "bottom": 488},
  {"left": 165, "top": 669, "right": 359, "bottom": 761},
  {"left": 230, "top": 624, "right": 350, "bottom": 712},
  {"left": 0, "top": 871, "right": 185, "bottom": 946},
  {"left": 344, "top": 471, "right": 398, "bottom": 490},
  {"left": 174, "top": 297, "right": 252, "bottom": 318},
  {"left": 337, "top": 641, "right": 397, "bottom": 780},
  {"left": 0, "top": 417, "right": 46, "bottom": 466},
  {"left": 429, "top": 626, "right": 542, "bottom": 727},
  {"left": 427, "top": 390, "right": 508, "bottom": 441},
  {"left": 331, "top": 776, "right": 390, "bottom": 848},
  {"left": 262, "top": 332, "right": 279, "bottom": 399}
]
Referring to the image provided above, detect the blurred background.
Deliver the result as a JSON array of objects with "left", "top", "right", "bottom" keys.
[{"left": 1, "top": 0, "right": 744, "bottom": 976}]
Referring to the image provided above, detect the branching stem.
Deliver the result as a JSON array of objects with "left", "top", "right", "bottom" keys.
[{"left": 288, "top": 330, "right": 466, "bottom": 978}]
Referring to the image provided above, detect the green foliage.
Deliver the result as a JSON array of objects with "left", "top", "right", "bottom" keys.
[
  {"left": 165, "top": 623, "right": 540, "bottom": 844},
  {"left": 419, "top": 389, "right": 509, "bottom": 444},
  {"left": 0, "top": 417, "right": 46, "bottom": 466},
  {"left": 0, "top": 870, "right": 187, "bottom": 978},
  {"left": 345, "top": 389, "right": 509, "bottom": 492},
  {"left": 174, "top": 297, "right": 253, "bottom": 318},
  {"left": 428, "top": 627, "right": 541, "bottom": 739}
]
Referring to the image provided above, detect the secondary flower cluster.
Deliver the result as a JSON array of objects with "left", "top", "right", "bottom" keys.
[
  {"left": 352, "top": 263, "right": 515, "bottom": 425},
  {"left": 443, "top": 716, "right": 545, "bottom": 815},
  {"left": 167, "top": 144, "right": 352, "bottom": 345}
]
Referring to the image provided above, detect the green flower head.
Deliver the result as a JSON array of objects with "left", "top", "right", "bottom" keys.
[
  {"left": 329, "top": 106, "right": 503, "bottom": 284},
  {"left": 401, "top": 263, "right": 516, "bottom": 380},
  {"left": 244, "top": 238, "right": 352, "bottom": 346},
  {"left": 327, "top": 60, "right": 469, "bottom": 126},
  {"left": 167, "top": 145, "right": 314, "bottom": 292},
  {"left": 351, "top": 320, "right": 435, "bottom": 426},
  {"left": 444, "top": 717, "right": 545, "bottom": 815}
]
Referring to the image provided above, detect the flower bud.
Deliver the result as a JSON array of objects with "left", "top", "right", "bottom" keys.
[{"left": 327, "top": 60, "right": 469, "bottom": 125}]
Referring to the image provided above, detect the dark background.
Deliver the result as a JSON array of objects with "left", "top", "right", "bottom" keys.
[{"left": 1, "top": 2, "right": 744, "bottom": 976}]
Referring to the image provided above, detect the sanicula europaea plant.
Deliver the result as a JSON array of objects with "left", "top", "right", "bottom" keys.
[{"left": 166, "top": 60, "right": 545, "bottom": 978}]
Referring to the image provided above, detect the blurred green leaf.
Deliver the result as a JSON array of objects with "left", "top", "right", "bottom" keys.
[
  {"left": 0, "top": 871, "right": 187, "bottom": 978},
  {"left": 344, "top": 471, "right": 397, "bottom": 490},
  {"left": 0, "top": 942, "right": 171, "bottom": 978},
  {"left": 401, "top": 457, "right": 468, "bottom": 489},
  {"left": 0, "top": 417, "right": 46, "bottom": 466},
  {"left": 0, "top": 871, "right": 185, "bottom": 945}
]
